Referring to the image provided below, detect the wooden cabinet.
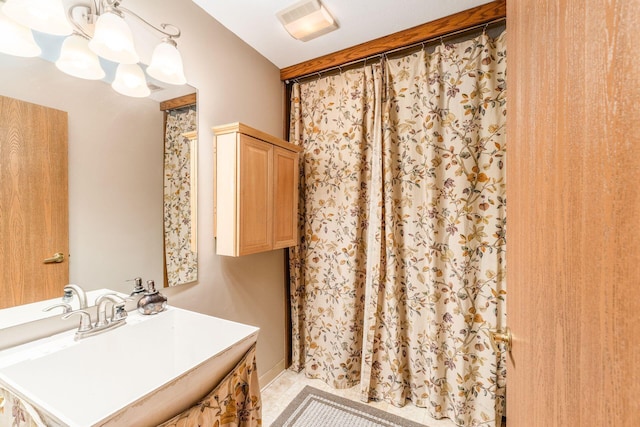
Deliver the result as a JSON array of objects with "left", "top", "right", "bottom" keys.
[{"left": 213, "top": 122, "right": 300, "bottom": 256}]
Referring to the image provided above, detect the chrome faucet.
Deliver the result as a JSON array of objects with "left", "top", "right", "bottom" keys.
[
  {"left": 63, "top": 293, "right": 128, "bottom": 340},
  {"left": 95, "top": 294, "right": 127, "bottom": 328},
  {"left": 62, "top": 284, "right": 88, "bottom": 309},
  {"left": 43, "top": 302, "right": 73, "bottom": 314}
]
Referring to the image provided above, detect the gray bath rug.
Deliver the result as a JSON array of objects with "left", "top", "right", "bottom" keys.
[{"left": 270, "top": 385, "right": 425, "bottom": 427}]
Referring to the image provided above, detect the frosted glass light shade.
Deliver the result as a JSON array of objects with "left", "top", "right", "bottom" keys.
[
  {"left": 2, "top": 0, "right": 72, "bottom": 36},
  {"left": 146, "top": 40, "right": 187, "bottom": 85},
  {"left": 89, "top": 11, "right": 139, "bottom": 64},
  {"left": 56, "top": 34, "right": 105, "bottom": 80},
  {"left": 0, "top": 9, "right": 41, "bottom": 57},
  {"left": 112, "top": 63, "right": 150, "bottom": 97},
  {"left": 277, "top": 0, "right": 338, "bottom": 42}
]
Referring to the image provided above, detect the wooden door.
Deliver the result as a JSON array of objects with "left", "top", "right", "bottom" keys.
[
  {"left": 238, "top": 134, "right": 273, "bottom": 255},
  {"left": 272, "top": 147, "right": 298, "bottom": 249},
  {"left": 0, "top": 96, "right": 69, "bottom": 309},
  {"left": 507, "top": 0, "right": 640, "bottom": 425}
]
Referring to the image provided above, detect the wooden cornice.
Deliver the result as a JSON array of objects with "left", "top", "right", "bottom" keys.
[
  {"left": 280, "top": 0, "right": 506, "bottom": 81},
  {"left": 159, "top": 93, "right": 197, "bottom": 111}
]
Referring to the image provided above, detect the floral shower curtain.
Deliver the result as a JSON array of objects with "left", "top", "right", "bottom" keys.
[
  {"left": 164, "top": 106, "right": 197, "bottom": 287},
  {"left": 289, "top": 31, "right": 507, "bottom": 427}
]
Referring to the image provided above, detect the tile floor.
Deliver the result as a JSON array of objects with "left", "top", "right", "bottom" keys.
[{"left": 261, "top": 369, "right": 458, "bottom": 427}]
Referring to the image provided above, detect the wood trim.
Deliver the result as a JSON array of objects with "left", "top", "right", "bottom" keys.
[
  {"left": 280, "top": 0, "right": 506, "bottom": 81},
  {"left": 182, "top": 130, "right": 198, "bottom": 140},
  {"left": 159, "top": 93, "right": 197, "bottom": 111},
  {"left": 212, "top": 122, "right": 302, "bottom": 153},
  {"left": 162, "top": 109, "right": 169, "bottom": 288},
  {"left": 213, "top": 133, "right": 217, "bottom": 239}
]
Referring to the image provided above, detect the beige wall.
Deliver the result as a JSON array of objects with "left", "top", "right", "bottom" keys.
[{"left": 127, "top": 0, "right": 287, "bottom": 382}]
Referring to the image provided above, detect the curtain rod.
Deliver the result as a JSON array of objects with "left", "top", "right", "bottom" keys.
[{"left": 286, "top": 17, "right": 506, "bottom": 84}]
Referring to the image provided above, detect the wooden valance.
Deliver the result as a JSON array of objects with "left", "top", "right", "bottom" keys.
[{"left": 159, "top": 93, "right": 197, "bottom": 111}]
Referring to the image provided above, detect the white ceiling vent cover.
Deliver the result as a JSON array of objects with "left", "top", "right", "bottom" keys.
[{"left": 277, "top": 0, "right": 338, "bottom": 42}]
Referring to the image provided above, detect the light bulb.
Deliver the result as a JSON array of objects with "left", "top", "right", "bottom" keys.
[
  {"left": 56, "top": 34, "right": 105, "bottom": 80},
  {"left": 112, "top": 63, "right": 150, "bottom": 97},
  {"left": 0, "top": 9, "right": 41, "bottom": 57},
  {"left": 2, "top": 0, "right": 72, "bottom": 36},
  {"left": 146, "top": 39, "right": 187, "bottom": 85},
  {"left": 89, "top": 11, "right": 139, "bottom": 64}
]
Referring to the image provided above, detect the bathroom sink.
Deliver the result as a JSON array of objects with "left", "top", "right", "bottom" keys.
[{"left": 0, "top": 307, "right": 259, "bottom": 427}]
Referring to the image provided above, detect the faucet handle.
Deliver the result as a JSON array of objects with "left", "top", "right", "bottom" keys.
[
  {"left": 96, "top": 294, "right": 128, "bottom": 326},
  {"left": 112, "top": 304, "right": 128, "bottom": 321},
  {"left": 43, "top": 303, "right": 73, "bottom": 314},
  {"left": 62, "top": 310, "right": 93, "bottom": 333}
]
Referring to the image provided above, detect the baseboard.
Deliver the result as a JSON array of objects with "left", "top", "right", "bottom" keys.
[{"left": 259, "top": 358, "right": 286, "bottom": 390}]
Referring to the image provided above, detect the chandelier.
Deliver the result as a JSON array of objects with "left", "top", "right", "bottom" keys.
[{"left": 0, "top": 0, "right": 187, "bottom": 97}]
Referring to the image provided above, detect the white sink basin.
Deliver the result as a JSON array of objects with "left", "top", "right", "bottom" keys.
[{"left": 0, "top": 307, "right": 259, "bottom": 427}]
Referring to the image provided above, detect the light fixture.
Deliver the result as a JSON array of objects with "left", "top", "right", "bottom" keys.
[
  {"left": 0, "top": 0, "right": 187, "bottom": 97},
  {"left": 277, "top": 0, "right": 338, "bottom": 42},
  {"left": 0, "top": 8, "right": 41, "bottom": 57},
  {"left": 56, "top": 33, "right": 105, "bottom": 80},
  {"left": 146, "top": 37, "right": 187, "bottom": 85},
  {"left": 88, "top": 8, "right": 139, "bottom": 64},
  {"left": 2, "top": 0, "right": 72, "bottom": 36},
  {"left": 112, "top": 63, "right": 150, "bottom": 98}
]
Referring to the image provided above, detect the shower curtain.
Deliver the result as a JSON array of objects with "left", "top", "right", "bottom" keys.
[
  {"left": 163, "top": 106, "right": 197, "bottom": 287},
  {"left": 289, "top": 31, "right": 506, "bottom": 427}
]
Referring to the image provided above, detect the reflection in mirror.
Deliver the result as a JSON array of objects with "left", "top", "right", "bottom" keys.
[
  {"left": 161, "top": 97, "right": 198, "bottom": 287},
  {"left": 0, "top": 93, "right": 69, "bottom": 309},
  {"left": 0, "top": 50, "right": 197, "bottom": 326}
]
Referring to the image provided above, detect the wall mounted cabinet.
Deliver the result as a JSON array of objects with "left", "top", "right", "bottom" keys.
[{"left": 213, "top": 122, "right": 301, "bottom": 256}]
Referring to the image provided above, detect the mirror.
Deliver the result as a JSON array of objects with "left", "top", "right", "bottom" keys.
[{"left": 0, "top": 48, "right": 197, "bottom": 323}]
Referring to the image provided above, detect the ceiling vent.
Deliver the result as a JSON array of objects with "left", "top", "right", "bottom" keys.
[
  {"left": 147, "top": 82, "right": 165, "bottom": 92},
  {"left": 276, "top": 0, "right": 338, "bottom": 42}
]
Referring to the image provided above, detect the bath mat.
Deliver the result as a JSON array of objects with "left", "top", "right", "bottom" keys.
[{"left": 270, "top": 386, "right": 424, "bottom": 427}]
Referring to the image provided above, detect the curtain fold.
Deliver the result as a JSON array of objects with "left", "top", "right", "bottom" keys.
[
  {"left": 0, "top": 386, "right": 46, "bottom": 427},
  {"left": 158, "top": 344, "right": 261, "bottom": 427},
  {"left": 289, "top": 30, "right": 506, "bottom": 427},
  {"left": 289, "top": 63, "right": 383, "bottom": 386}
]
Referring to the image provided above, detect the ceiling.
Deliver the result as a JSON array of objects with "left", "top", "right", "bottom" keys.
[{"left": 192, "top": 0, "right": 495, "bottom": 69}]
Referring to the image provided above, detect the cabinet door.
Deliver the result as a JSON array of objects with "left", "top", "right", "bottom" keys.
[
  {"left": 238, "top": 135, "right": 273, "bottom": 255},
  {"left": 272, "top": 147, "right": 299, "bottom": 249}
]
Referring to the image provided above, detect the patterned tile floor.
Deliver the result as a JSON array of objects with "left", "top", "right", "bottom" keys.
[{"left": 261, "top": 369, "right": 459, "bottom": 427}]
